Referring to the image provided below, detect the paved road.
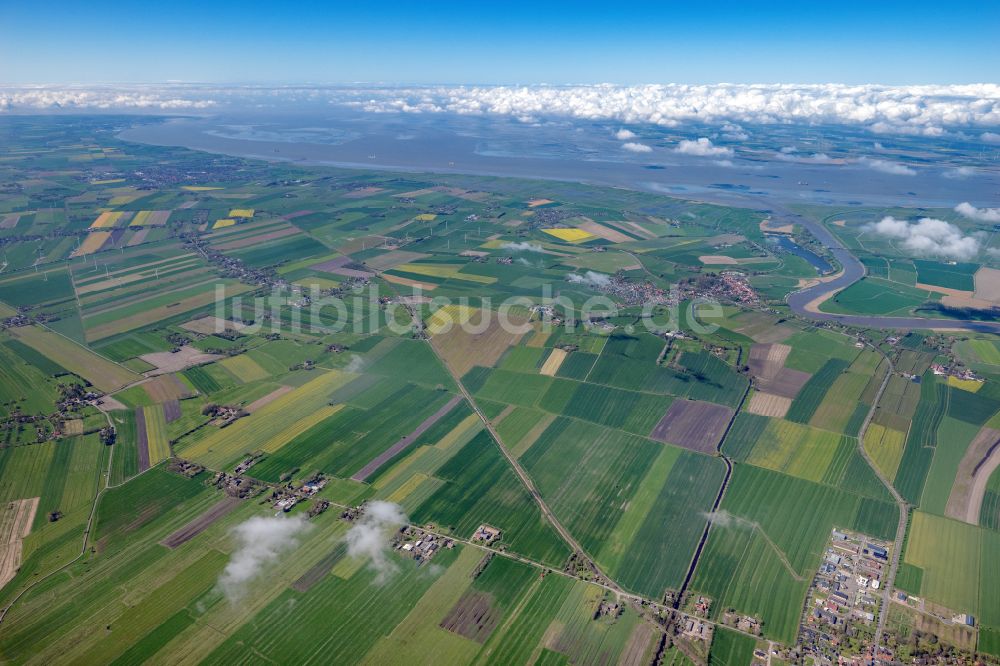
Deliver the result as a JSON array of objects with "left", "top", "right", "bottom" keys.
[
  {"left": 767, "top": 204, "right": 1000, "bottom": 333},
  {"left": 851, "top": 348, "right": 910, "bottom": 664}
]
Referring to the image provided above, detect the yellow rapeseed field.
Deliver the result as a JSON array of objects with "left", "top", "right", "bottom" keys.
[
  {"left": 89, "top": 211, "right": 122, "bottom": 229},
  {"left": 427, "top": 304, "right": 476, "bottom": 335},
  {"left": 542, "top": 227, "right": 596, "bottom": 243},
  {"left": 947, "top": 375, "right": 984, "bottom": 393}
]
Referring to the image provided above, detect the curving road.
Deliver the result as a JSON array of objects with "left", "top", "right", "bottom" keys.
[{"left": 770, "top": 203, "right": 1000, "bottom": 333}]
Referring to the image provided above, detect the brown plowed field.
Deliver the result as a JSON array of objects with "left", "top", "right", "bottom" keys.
[
  {"left": 649, "top": 399, "right": 735, "bottom": 453},
  {"left": 161, "top": 497, "right": 241, "bottom": 548}
]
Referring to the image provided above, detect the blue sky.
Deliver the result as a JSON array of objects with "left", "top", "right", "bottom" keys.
[{"left": 2, "top": 1, "right": 998, "bottom": 84}]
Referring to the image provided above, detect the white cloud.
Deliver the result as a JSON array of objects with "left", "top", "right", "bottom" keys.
[
  {"left": 567, "top": 271, "right": 611, "bottom": 288},
  {"left": 955, "top": 202, "right": 1000, "bottom": 223},
  {"left": 343, "top": 83, "right": 1000, "bottom": 135},
  {"left": 4, "top": 84, "right": 1000, "bottom": 135},
  {"left": 501, "top": 241, "right": 545, "bottom": 253},
  {"left": 943, "top": 166, "right": 976, "bottom": 179},
  {"left": 864, "top": 216, "right": 982, "bottom": 260},
  {"left": 345, "top": 501, "right": 407, "bottom": 583},
  {"left": 775, "top": 151, "right": 837, "bottom": 164},
  {"left": 721, "top": 123, "right": 749, "bottom": 140},
  {"left": 614, "top": 128, "right": 636, "bottom": 140},
  {"left": 675, "top": 137, "right": 733, "bottom": 158},
  {"left": 859, "top": 157, "right": 916, "bottom": 176},
  {"left": 0, "top": 86, "right": 216, "bottom": 111},
  {"left": 217, "top": 515, "right": 312, "bottom": 602},
  {"left": 621, "top": 141, "right": 652, "bottom": 153},
  {"left": 344, "top": 354, "right": 365, "bottom": 373}
]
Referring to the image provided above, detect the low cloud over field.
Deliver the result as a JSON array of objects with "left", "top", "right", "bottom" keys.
[
  {"left": 864, "top": 216, "right": 983, "bottom": 260},
  {"left": 955, "top": 202, "right": 1000, "bottom": 223},
  {"left": 218, "top": 514, "right": 313, "bottom": 602},
  {"left": 567, "top": 271, "right": 611, "bottom": 288},
  {"left": 501, "top": 241, "right": 545, "bottom": 253},
  {"left": 858, "top": 157, "right": 915, "bottom": 175},
  {"left": 345, "top": 501, "right": 407, "bottom": 583}
]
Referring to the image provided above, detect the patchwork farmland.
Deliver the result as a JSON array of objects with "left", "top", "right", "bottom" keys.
[{"left": 0, "top": 114, "right": 997, "bottom": 665}]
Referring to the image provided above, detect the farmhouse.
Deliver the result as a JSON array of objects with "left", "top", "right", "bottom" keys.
[{"left": 472, "top": 524, "right": 501, "bottom": 543}]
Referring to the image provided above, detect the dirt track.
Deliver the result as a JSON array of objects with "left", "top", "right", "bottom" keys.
[{"left": 0, "top": 498, "right": 39, "bottom": 588}]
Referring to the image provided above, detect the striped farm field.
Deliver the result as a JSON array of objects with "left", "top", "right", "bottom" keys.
[
  {"left": 9, "top": 325, "right": 139, "bottom": 392},
  {"left": 83, "top": 280, "right": 252, "bottom": 341},
  {"left": 72, "top": 231, "right": 112, "bottom": 256},
  {"left": 863, "top": 423, "right": 906, "bottom": 480},
  {"left": 129, "top": 210, "right": 171, "bottom": 227},
  {"left": 747, "top": 391, "right": 792, "bottom": 417},
  {"left": 427, "top": 304, "right": 477, "bottom": 335},
  {"left": 393, "top": 263, "right": 497, "bottom": 284},
  {"left": 743, "top": 418, "right": 849, "bottom": 483},
  {"left": 142, "top": 404, "right": 171, "bottom": 466},
  {"left": 538, "top": 348, "right": 567, "bottom": 376},
  {"left": 89, "top": 211, "right": 123, "bottom": 229},
  {"left": 903, "top": 511, "right": 982, "bottom": 616},
  {"left": 542, "top": 227, "right": 596, "bottom": 243},
  {"left": 218, "top": 354, "right": 270, "bottom": 382},
  {"left": 177, "top": 369, "right": 355, "bottom": 469},
  {"left": 966, "top": 339, "right": 1000, "bottom": 366}
]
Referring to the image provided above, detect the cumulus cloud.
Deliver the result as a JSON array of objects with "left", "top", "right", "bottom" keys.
[
  {"left": 864, "top": 216, "right": 983, "bottom": 260},
  {"left": 614, "top": 128, "right": 637, "bottom": 140},
  {"left": 621, "top": 141, "right": 652, "bottom": 153},
  {"left": 567, "top": 271, "right": 611, "bottom": 288},
  {"left": 218, "top": 515, "right": 313, "bottom": 602},
  {"left": 345, "top": 501, "right": 407, "bottom": 583},
  {"left": 6, "top": 84, "right": 1000, "bottom": 135},
  {"left": 501, "top": 241, "right": 545, "bottom": 253},
  {"left": 345, "top": 83, "right": 1000, "bottom": 135},
  {"left": 721, "top": 123, "right": 749, "bottom": 140},
  {"left": 775, "top": 151, "right": 837, "bottom": 164},
  {"left": 859, "top": 157, "right": 916, "bottom": 175},
  {"left": 955, "top": 202, "right": 1000, "bottom": 223},
  {"left": 0, "top": 86, "right": 216, "bottom": 111},
  {"left": 944, "top": 166, "right": 976, "bottom": 179},
  {"left": 675, "top": 137, "right": 733, "bottom": 158}
]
